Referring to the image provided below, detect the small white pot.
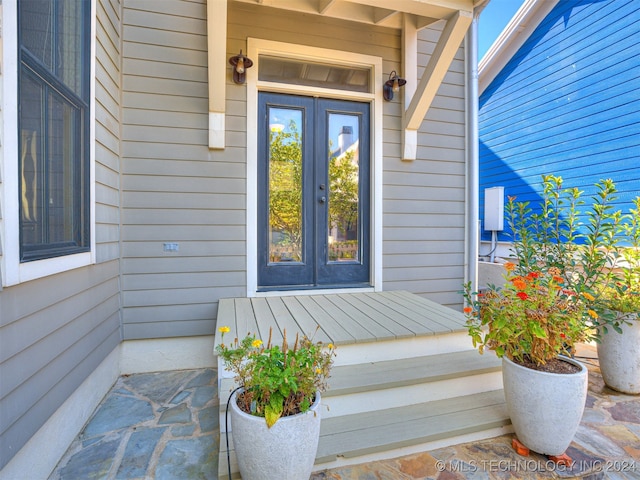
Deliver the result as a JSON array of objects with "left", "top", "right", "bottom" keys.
[
  {"left": 502, "top": 356, "right": 587, "bottom": 456},
  {"left": 230, "top": 390, "right": 321, "bottom": 480},
  {"left": 597, "top": 312, "right": 640, "bottom": 394}
]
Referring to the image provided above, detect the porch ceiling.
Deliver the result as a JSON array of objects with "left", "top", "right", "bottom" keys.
[{"left": 232, "top": 0, "right": 475, "bottom": 29}]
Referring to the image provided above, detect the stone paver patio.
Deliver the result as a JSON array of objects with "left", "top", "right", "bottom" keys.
[
  {"left": 50, "top": 345, "right": 640, "bottom": 479},
  {"left": 49, "top": 369, "right": 218, "bottom": 480}
]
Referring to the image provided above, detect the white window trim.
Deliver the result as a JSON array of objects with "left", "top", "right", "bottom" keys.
[
  {"left": 0, "top": 0, "right": 96, "bottom": 287},
  {"left": 245, "top": 38, "right": 383, "bottom": 297}
]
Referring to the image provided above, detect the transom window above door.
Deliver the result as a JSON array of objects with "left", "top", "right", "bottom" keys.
[{"left": 258, "top": 56, "right": 372, "bottom": 93}]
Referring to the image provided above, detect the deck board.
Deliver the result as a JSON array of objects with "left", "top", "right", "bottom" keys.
[
  {"left": 311, "top": 295, "right": 378, "bottom": 344},
  {"left": 325, "top": 295, "right": 397, "bottom": 342},
  {"left": 361, "top": 293, "right": 436, "bottom": 335},
  {"left": 251, "top": 297, "right": 283, "bottom": 345},
  {"left": 280, "top": 296, "right": 333, "bottom": 344},
  {"left": 234, "top": 298, "right": 258, "bottom": 339},
  {"left": 338, "top": 294, "right": 415, "bottom": 339},
  {"left": 296, "top": 295, "right": 355, "bottom": 345},
  {"left": 213, "top": 291, "right": 466, "bottom": 351},
  {"left": 386, "top": 291, "right": 464, "bottom": 331},
  {"left": 264, "top": 297, "right": 304, "bottom": 344},
  {"left": 393, "top": 290, "right": 467, "bottom": 325}
]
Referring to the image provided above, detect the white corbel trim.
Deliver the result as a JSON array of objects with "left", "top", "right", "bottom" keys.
[
  {"left": 402, "top": 10, "right": 472, "bottom": 160},
  {"left": 207, "top": 0, "right": 227, "bottom": 149},
  {"left": 402, "top": 14, "right": 418, "bottom": 161}
]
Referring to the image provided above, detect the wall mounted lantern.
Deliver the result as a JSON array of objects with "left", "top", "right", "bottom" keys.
[
  {"left": 383, "top": 70, "right": 406, "bottom": 101},
  {"left": 229, "top": 50, "right": 253, "bottom": 84}
]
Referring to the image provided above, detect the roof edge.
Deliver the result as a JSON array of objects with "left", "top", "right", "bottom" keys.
[{"left": 478, "top": 0, "right": 559, "bottom": 95}]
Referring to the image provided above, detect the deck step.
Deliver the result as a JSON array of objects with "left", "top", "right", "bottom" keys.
[
  {"left": 326, "top": 349, "right": 501, "bottom": 397},
  {"left": 219, "top": 349, "right": 501, "bottom": 411},
  {"left": 218, "top": 389, "right": 510, "bottom": 478},
  {"left": 216, "top": 292, "right": 508, "bottom": 479},
  {"left": 316, "top": 389, "right": 509, "bottom": 463}
]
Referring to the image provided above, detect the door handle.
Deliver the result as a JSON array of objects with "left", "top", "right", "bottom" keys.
[{"left": 319, "top": 196, "right": 326, "bottom": 204}]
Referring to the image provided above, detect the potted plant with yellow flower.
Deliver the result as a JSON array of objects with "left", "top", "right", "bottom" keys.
[
  {"left": 216, "top": 327, "right": 335, "bottom": 480},
  {"left": 463, "top": 176, "right": 620, "bottom": 457}
]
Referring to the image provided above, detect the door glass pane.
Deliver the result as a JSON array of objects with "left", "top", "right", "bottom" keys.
[
  {"left": 328, "top": 114, "right": 360, "bottom": 262},
  {"left": 268, "top": 108, "right": 303, "bottom": 263}
]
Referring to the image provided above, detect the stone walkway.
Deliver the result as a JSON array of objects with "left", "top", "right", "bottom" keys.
[
  {"left": 50, "top": 347, "right": 640, "bottom": 479},
  {"left": 49, "top": 369, "right": 219, "bottom": 480}
]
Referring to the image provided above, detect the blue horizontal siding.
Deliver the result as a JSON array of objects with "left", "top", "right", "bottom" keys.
[{"left": 479, "top": 0, "right": 640, "bottom": 242}]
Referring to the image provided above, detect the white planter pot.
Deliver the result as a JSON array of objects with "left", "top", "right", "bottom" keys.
[
  {"left": 597, "top": 312, "right": 640, "bottom": 394},
  {"left": 230, "top": 390, "right": 321, "bottom": 480},
  {"left": 502, "top": 356, "right": 587, "bottom": 456}
]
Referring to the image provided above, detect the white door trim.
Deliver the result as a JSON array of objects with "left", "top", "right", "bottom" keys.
[{"left": 245, "top": 39, "right": 383, "bottom": 297}]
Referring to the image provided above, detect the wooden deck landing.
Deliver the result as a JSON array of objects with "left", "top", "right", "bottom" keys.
[{"left": 213, "top": 290, "right": 466, "bottom": 349}]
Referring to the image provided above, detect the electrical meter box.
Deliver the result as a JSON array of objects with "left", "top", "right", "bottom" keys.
[{"left": 484, "top": 186, "right": 504, "bottom": 231}]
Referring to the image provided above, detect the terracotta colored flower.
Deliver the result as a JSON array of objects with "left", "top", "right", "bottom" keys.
[
  {"left": 512, "top": 278, "right": 527, "bottom": 291},
  {"left": 505, "top": 262, "right": 516, "bottom": 272},
  {"left": 527, "top": 271, "right": 540, "bottom": 279},
  {"left": 516, "top": 292, "right": 529, "bottom": 300},
  {"left": 464, "top": 307, "right": 473, "bottom": 314},
  {"left": 552, "top": 275, "right": 564, "bottom": 284},
  {"left": 560, "top": 333, "right": 566, "bottom": 339}
]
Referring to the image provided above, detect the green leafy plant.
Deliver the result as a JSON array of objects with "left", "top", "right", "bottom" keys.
[
  {"left": 597, "top": 196, "right": 640, "bottom": 331},
  {"left": 463, "top": 175, "right": 631, "bottom": 368},
  {"left": 217, "top": 327, "right": 335, "bottom": 428},
  {"left": 506, "top": 175, "right": 622, "bottom": 299},
  {"left": 463, "top": 263, "right": 595, "bottom": 367}
]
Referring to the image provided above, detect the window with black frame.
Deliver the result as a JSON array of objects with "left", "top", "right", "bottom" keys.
[{"left": 18, "top": 0, "right": 90, "bottom": 262}]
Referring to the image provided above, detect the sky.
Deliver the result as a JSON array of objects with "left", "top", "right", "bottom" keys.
[{"left": 478, "top": 0, "right": 527, "bottom": 60}]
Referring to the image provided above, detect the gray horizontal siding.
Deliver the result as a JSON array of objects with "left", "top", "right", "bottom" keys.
[
  {"left": 0, "top": 0, "right": 123, "bottom": 469},
  {"left": 383, "top": 20, "right": 467, "bottom": 309},
  {"left": 0, "top": 261, "right": 121, "bottom": 470},
  {"left": 95, "top": 0, "right": 123, "bottom": 265},
  {"left": 119, "top": 1, "right": 469, "bottom": 341},
  {"left": 231, "top": 3, "right": 467, "bottom": 309},
  {"left": 121, "top": 0, "right": 234, "bottom": 340}
]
